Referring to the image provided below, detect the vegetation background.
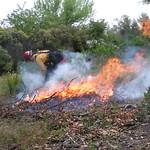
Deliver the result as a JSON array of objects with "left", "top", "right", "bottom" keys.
[
  {"left": 0, "top": 0, "right": 149, "bottom": 94},
  {"left": 0, "top": 1, "right": 150, "bottom": 150}
]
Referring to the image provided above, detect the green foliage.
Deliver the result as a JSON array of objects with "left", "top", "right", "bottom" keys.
[
  {"left": 0, "top": 73, "right": 21, "bottom": 95},
  {"left": 88, "top": 20, "right": 107, "bottom": 40},
  {"left": 4, "top": 0, "right": 93, "bottom": 33},
  {"left": 105, "top": 31, "right": 125, "bottom": 48},
  {"left": 35, "top": 0, "right": 93, "bottom": 27},
  {"left": 0, "top": 29, "right": 28, "bottom": 56},
  {"left": 0, "top": 29, "right": 13, "bottom": 46},
  {"left": 28, "top": 26, "right": 88, "bottom": 51},
  {"left": 114, "top": 15, "right": 140, "bottom": 40},
  {"left": 86, "top": 29, "right": 123, "bottom": 60},
  {"left": 0, "top": 2, "right": 149, "bottom": 75},
  {"left": 0, "top": 47, "right": 12, "bottom": 74},
  {"left": 34, "top": 0, "right": 62, "bottom": 28},
  {"left": 90, "top": 41, "right": 116, "bottom": 58},
  {"left": 29, "top": 27, "right": 72, "bottom": 50},
  {"left": 70, "top": 26, "right": 88, "bottom": 51},
  {"left": 29, "top": 29, "right": 56, "bottom": 50},
  {"left": 131, "top": 36, "right": 149, "bottom": 46},
  {"left": 0, "top": 29, "right": 28, "bottom": 72},
  {"left": 6, "top": 8, "right": 38, "bottom": 34},
  {"left": 6, "top": 73, "right": 21, "bottom": 95},
  {"left": 85, "top": 20, "right": 125, "bottom": 59},
  {"left": 61, "top": 0, "right": 93, "bottom": 25}
]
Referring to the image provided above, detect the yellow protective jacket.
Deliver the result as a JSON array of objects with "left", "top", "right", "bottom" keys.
[{"left": 32, "top": 50, "right": 49, "bottom": 75}]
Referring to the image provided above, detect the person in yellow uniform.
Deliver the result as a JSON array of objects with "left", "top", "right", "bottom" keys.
[{"left": 23, "top": 49, "right": 64, "bottom": 80}]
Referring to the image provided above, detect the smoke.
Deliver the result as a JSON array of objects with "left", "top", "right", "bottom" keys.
[
  {"left": 115, "top": 46, "right": 150, "bottom": 100},
  {"left": 19, "top": 62, "right": 45, "bottom": 93},
  {"left": 19, "top": 51, "right": 92, "bottom": 95},
  {"left": 115, "top": 66, "right": 150, "bottom": 100},
  {"left": 18, "top": 47, "right": 150, "bottom": 101},
  {"left": 45, "top": 51, "right": 92, "bottom": 87}
]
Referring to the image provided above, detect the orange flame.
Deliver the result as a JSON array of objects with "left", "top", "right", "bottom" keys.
[
  {"left": 25, "top": 54, "right": 145, "bottom": 103},
  {"left": 141, "top": 19, "right": 150, "bottom": 37}
]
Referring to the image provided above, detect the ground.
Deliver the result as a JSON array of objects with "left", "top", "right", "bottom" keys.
[{"left": 0, "top": 96, "right": 150, "bottom": 150}]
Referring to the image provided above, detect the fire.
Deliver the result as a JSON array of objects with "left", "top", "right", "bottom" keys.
[
  {"left": 25, "top": 55, "right": 143, "bottom": 103},
  {"left": 141, "top": 19, "right": 150, "bottom": 37}
]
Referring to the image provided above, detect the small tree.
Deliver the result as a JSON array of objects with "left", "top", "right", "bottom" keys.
[
  {"left": 3, "top": 0, "right": 93, "bottom": 34},
  {"left": 61, "top": 0, "right": 93, "bottom": 26},
  {"left": 88, "top": 20, "right": 107, "bottom": 41},
  {"left": 34, "top": 0, "right": 94, "bottom": 27},
  {"left": 6, "top": 8, "right": 38, "bottom": 34}
]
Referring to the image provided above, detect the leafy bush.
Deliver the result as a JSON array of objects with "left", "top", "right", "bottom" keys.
[
  {"left": 0, "top": 47, "right": 12, "bottom": 74},
  {"left": 0, "top": 29, "right": 13, "bottom": 46},
  {"left": 28, "top": 26, "right": 88, "bottom": 51},
  {"left": 131, "top": 36, "right": 149, "bottom": 46},
  {"left": 87, "top": 39, "right": 117, "bottom": 60},
  {"left": 0, "top": 73, "right": 21, "bottom": 95},
  {"left": 88, "top": 20, "right": 107, "bottom": 40}
]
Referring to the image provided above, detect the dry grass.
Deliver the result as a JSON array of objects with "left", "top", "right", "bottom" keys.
[
  {"left": 0, "top": 95, "right": 150, "bottom": 149},
  {"left": 0, "top": 118, "right": 49, "bottom": 150}
]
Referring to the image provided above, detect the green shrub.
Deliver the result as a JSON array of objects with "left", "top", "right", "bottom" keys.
[
  {"left": 88, "top": 41, "right": 116, "bottom": 59},
  {"left": 131, "top": 36, "right": 149, "bottom": 46},
  {"left": 0, "top": 47, "right": 12, "bottom": 74},
  {"left": 0, "top": 73, "right": 21, "bottom": 96}
]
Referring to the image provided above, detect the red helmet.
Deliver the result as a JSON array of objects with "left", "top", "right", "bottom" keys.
[{"left": 23, "top": 50, "right": 33, "bottom": 60}]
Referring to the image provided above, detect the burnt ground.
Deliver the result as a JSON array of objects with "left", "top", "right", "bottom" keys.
[{"left": 0, "top": 96, "right": 150, "bottom": 150}]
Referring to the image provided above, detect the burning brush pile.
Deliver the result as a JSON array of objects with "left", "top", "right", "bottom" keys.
[{"left": 13, "top": 48, "right": 150, "bottom": 112}]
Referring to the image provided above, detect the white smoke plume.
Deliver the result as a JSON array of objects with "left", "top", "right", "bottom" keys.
[
  {"left": 115, "top": 65, "right": 150, "bottom": 100},
  {"left": 18, "top": 47, "right": 150, "bottom": 101},
  {"left": 19, "top": 51, "right": 92, "bottom": 96},
  {"left": 16, "top": 62, "right": 44, "bottom": 99},
  {"left": 45, "top": 51, "right": 92, "bottom": 87},
  {"left": 115, "top": 46, "right": 150, "bottom": 100}
]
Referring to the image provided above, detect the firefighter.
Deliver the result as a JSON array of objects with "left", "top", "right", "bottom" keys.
[{"left": 23, "top": 50, "right": 65, "bottom": 80}]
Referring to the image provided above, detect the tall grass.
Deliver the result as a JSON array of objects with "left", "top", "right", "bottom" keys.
[{"left": 0, "top": 73, "right": 21, "bottom": 96}]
